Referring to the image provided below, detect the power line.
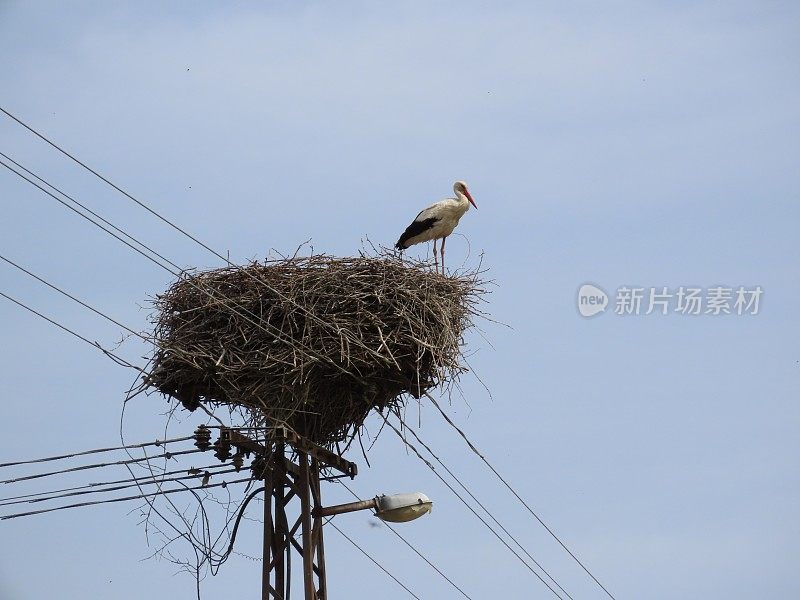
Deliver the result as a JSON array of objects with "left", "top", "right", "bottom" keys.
[
  {"left": 0, "top": 467, "right": 240, "bottom": 508},
  {"left": 397, "top": 420, "right": 573, "bottom": 600},
  {"left": 0, "top": 435, "right": 193, "bottom": 468},
  {"left": 0, "top": 476, "right": 253, "bottom": 520},
  {"left": 1, "top": 250, "right": 150, "bottom": 343},
  {"left": 0, "top": 149, "right": 363, "bottom": 390},
  {"left": 0, "top": 150, "right": 180, "bottom": 275},
  {"left": 327, "top": 520, "right": 422, "bottom": 600},
  {"left": 0, "top": 289, "right": 142, "bottom": 371},
  {"left": 0, "top": 153, "right": 367, "bottom": 385},
  {"left": 0, "top": 245, "right": 213, "bottom": 388},
  {"left": 0, "top": 106, "right": 229, "bottom": 267},
  {"left": 0, "top": 448, "right": 203, "bottom": 485},
  {"left": 0, "top": 157, "right": 331, "bottom": 381},
  {"left": 0, "top": 463, "right": 231, "bottom": 503},
  {"left": 0, "top": 112, "right": 392, "bottom": 372},
  {"left": 337, "top": 480, "right": 475, "bottom": 600},
  {"left": 0, "top": 156, "right": 178, "bottom": 274},
  {"left": 425, "top": 392, "right": 617, "bottom": 600},
  {"left": 382, "top": 415, "right": 567, "bottom": 600}
]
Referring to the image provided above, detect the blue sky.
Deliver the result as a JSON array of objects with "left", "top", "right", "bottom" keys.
[{"left": 0, "top": 2, "right": 798, "bottom": 598}]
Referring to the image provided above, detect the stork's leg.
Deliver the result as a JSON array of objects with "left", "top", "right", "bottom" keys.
[
  {"left": 441, "top": 236, "right": 447, "bottom": 274},
  {"left": 432, "top": 238, "right": 439, "bottom": 272}
]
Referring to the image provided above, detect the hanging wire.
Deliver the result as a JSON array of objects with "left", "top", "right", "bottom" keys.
[
  {"left": 0, "top": 467, "right": 240, "bottom": 508},
  {"left": 425, "top": 392, "right": 617, "bottom": 600},
  {"left": 0, "top": 107, "right": 231, "bottom": 266},
  {"left": 0, "top": 113, "right": 416, "bottom": 382},
  {"left": 0, "top": 252, "right": 152, "bottom": 343},
  {"left": 0, "top": 463, "right": 231, "bottom": 504},
  {"left": 382, "top": 413, "right": 567, "bottom": 600},
  {"left": 327, "top": 520, "right": 422, "bottom": 600},
  {"left": 0, "top": 289, "right": 142, "bottom": 372},
  {"left": 0, "top": 448, "right": 204, "bottom": 485},
  {"left": 0, "top": 435, "right": 194, "bottom": 468},
  {"left": 337, "top": 479, "right": 475, "bottom": 600},
  {"left": 395, "top": 418, "right": 574, "bottom": 600},
  {"left": 0, "top": 153, "right": 365, "bottom": 384},
  {"left": 0, "top": 477, "right": 253, "bottom": 520}
]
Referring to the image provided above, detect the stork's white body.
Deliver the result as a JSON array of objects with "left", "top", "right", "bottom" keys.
[
  {"left": 395, "top": 181, "right": 477, "bottom": 274},
  {"left": 400, "top": 198, "right": 471, "bottom": 247}
]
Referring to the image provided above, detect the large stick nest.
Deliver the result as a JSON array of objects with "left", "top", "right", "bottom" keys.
[{"left": 145, "top": 254, "right": 485, "bottom": 448}]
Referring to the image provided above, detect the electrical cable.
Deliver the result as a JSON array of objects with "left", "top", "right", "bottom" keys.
[
  {"left": 215, "top": 486, "right": 265, "bottom": 565},
  {"left": 0, "top": 463, "right": 231, "bottom": 503},
  {"left": 327, "top": 520, "right": 422, "bottom": 600},
  {"left": 337, "top": 480, "right": 475, "bottom": 600},
  {"left": 0, "top": 112, "right": 394, "bottom": 372},
  {"left": 0, "top": 150, "right": 182, "bottom": 275},
  {"left": 0, "top": 159, "right": 312, "bottom": 385},
  {"left": 397, "top": 418, "right": 574, "bottom": 600},
  {"left": 0, "top": 476, "right": 253, "bottom": 520},
  {"left": 0, "top": 467, "right": 240, "bottom": 507},
  {"left": 0, "top": 154, "right": 368, "bottom": 385},
  {"left": 0, "top": 155, "right": 177, "bottom": 274},
  {"left": 0, "top": 435, "right": 193, "bottom": 468},
  {"left": 0, "top": 252, "right": 151, "bottom": 343},
  {"left": 382, "top": 414, "right": 566, "bottom": 600},
  {"left": 0, "top": 107, "right": 229, "bottom": 267},
  {"left": 0, "top": 289, "right": 142, "bottom": 371},
  {"left": 0, "top": 448, "right": 203, "bottom": 484},
  {"left": 425, "top": 392, "right": 617, "bottom": 600}
]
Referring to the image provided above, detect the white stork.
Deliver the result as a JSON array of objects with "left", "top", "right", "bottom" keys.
[{"left": 395, "top": 181, "right": 477, "bottom": 274}]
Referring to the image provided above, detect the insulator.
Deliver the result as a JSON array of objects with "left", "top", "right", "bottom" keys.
[
  {"left": 232, "top": 451, "right": 245, "bottom": 472},
  {"left": 251, "top": 456, "right": 267, "bottom": 479},
  {"left": 213, "top": 438, "right": 232, "bottom": 461},
  {"left": 193, "top": 425, "right": 212, "bottom": 451}
]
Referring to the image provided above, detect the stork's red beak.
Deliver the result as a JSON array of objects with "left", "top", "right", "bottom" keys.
[{"left": 465, "top": 189, "right": 477, "bottom": 209}]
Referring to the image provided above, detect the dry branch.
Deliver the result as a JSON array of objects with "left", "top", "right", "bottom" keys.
[{"left": 145, "top": 253, "right": 484, "bottom": 448}]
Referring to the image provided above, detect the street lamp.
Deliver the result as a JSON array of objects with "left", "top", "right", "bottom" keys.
[{"left": 314, "top": 492, "right": 433, "bottom": 523}]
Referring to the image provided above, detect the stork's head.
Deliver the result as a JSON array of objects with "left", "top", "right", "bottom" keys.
[{"left": 454, "top": 181, "right": 477, "bottom": 209}]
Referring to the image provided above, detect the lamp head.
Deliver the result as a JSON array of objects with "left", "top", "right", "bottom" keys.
[{"left": 374, "top": 492, "right": 433, "bottom": 523}]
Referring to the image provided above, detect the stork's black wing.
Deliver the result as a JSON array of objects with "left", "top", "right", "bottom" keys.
[{"left": 395, "top": 216, "right": 440, "bottom": 249}]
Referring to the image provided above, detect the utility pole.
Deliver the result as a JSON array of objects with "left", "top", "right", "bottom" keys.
[
  {"left": 207, "top": 425, "right": 358, "bottom": 600},
  {"left": 195, "top": 424, "right": 430, "bottom": 599}
]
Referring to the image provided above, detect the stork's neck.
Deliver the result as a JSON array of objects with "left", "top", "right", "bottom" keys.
[{"left": 454, "top": 191, "right": 471, "bottom": 211}]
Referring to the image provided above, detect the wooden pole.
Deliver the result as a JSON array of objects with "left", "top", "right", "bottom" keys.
[
  {"left": 225, "top": 427, "right": 342, "bottom": 599},
  {"left": 274, "top": 443, "right": 286, "bottom": 599},
  {"left": 311, "top": 458, "right": 328, "bottom": 600},
  {"left": 261, "top": 449, "right": 273, "bottom": 600},
  {"left": 299, "top": 450, "right": 315, "bottom": 599}
]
